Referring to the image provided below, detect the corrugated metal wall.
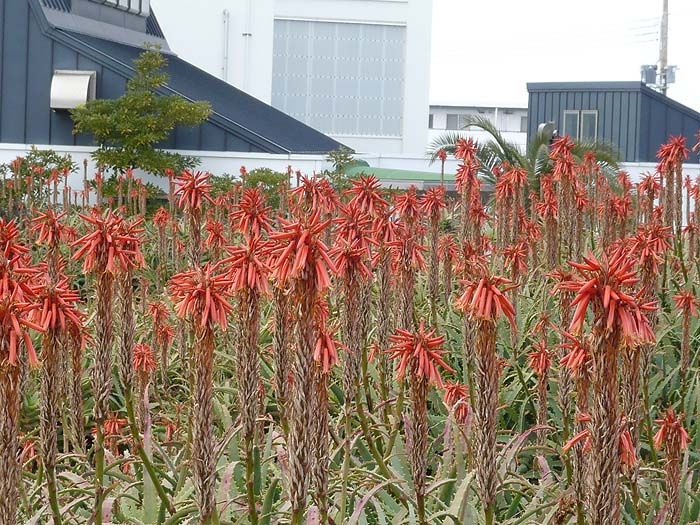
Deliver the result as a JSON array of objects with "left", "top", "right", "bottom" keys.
[
  {"left": 0, "top": 0, "right": 259, "bottom": 152},
  {"left": 527, "top": 85, "right": 641, "bottom": 161},
  {"left": 528, "top": 83, "right": 700, "bottom": 162},
  {"left": 638, "top": 90, "right": 700, "bottom": 162}
]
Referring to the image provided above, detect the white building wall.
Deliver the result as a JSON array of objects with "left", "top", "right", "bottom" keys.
[
  {"left": 428, "top": 105, "right": 528, "bottom": 151},
  {"left": 150, "top": 0, "right": 431, "bottom": 156}
]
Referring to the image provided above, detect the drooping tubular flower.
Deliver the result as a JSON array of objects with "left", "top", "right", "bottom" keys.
[
  {"left": 454, "top": 273, "right": 517, "bottom": 328},
  {"left": 269, "top": 210, "right": 337, "bottom": 291},
  {"left": 653, "top": 407, "right": 689, "bottom": 525},
  {"left": 387, "top": 321, "right": 453, "bottom": 386},
  {"left": 334, "top": 203, "right": 374, "bottom": 253},
  {"left": 72, "top": 210, "right": 141, "bottom": 274},
  {"left": 133, "top": 343, "right": 157, "bottom": 377},
  {"left": 346, "top": 175, "right": 388, "bottom": 217},
  {"left": 672, "top": 290, "right": 699, "bottom": 318},
  {"left": 153, "top": 207, "right": 170, "bottom": 229},
  {"left": 529, "top": 338, "right": 552, "bottom": 443},
  {"left": 443, "top": 381, "right": 470, "bottom": 425},
  {"left": 528, "top": 339, "right": 552, "bottom": 377},
  {"left": 673, "top": 289, "right": 699, "bottom": 384},
  {"left": 419, "top": 186, "right": 447, "bottom": 220},
  {"left": 204, "top": 219, "right": 227, "bottom": 255},
  {"left": 169, "top": 261, "right": 234, "bottom": 330},
  {"left": 438, "top": 234, "right": 459, "bottom": 303},
  {"left": 560, "top": 248, "right": 656, "bottom": 343},
  {"left": 629, "top": 223, "right": 672, "bottom": 275},
  {"left": 0, "top": 286, "right": 44, "bottom": 367},
  {"left": 454, "top": 138, "right": 480, "bottom": 192},
  {"left": 559, "top": 331, "right": 592, "bottom": 376},
  {"left": 654, "top": 408, "right": 689, "bottom": 451},
  {"left": 331, "top": 238, "right": 372, "bottom": 281},
  {"left": 291, "top": 175, "right": 339, "bottom": 214},
  {"left": 314, "top": 323, "right": 341, "bottom": 374},
  {"left": 175, "top": 170, "right": 214, "bottom": 212},
  {"left": 230, "top": 187, "right": 273, "bottom": 236},
  {"left": 562, "top": 414, "right": 637, "bottom": 468},
  {"left": 503, "top": 242, "right": 529, "bottom": 280},
  {"left": 226, "top": 233, "right": 272, "bottom": 295},
  {"left": 0, "top": 218, "right": 29, "bottom": 262},
  {"left": 31, "top": 209, "right": 67, "bottom": 248},
  {"left": 393, "top": 185, "right": 421, "bottom": 226},
  {"left": 29, "top": 274, "right": 83, "bottom": 333},
  {"left": 388, "top": 319, "right": 453, "bottom": 523}
]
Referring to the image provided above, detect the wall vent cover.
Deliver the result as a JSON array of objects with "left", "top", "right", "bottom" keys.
[{"left": 50, "top": 70, "right": 97, "bottom": 110}]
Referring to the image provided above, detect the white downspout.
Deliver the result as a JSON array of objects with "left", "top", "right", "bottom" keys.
[
  {"left": 222, "top": 9, "right": 230, "bottom": 82},
  {"left": 243, "top": 0, "right": 253, "bottom": 92}
]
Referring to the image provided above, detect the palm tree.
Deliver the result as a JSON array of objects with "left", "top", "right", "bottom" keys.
[{"left": 427, "top": 115, "right": 619, "bottom": 193}]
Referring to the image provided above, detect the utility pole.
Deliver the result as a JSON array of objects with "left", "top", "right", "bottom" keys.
[{"left": 658, "top": 0, "right": 669, "bottom": 95}]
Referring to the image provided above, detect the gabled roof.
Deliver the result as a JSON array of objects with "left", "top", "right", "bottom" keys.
[{"left": 30, "top": 0, "right": 347, "bottom": 155}]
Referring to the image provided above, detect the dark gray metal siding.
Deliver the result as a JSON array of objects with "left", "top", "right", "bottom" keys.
[
  {"left": 527, "top": 82, "right": 700, "bottom": 163},
  {"left": 639, "top": 89, "right": 700, "bottom": 162},
  {"left": 527, "top": 83, "right": 641, "bottom": 161}
]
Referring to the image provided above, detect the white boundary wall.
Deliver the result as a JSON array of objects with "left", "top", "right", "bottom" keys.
[{"left": 1, "top": 143, "right": 698, "bottom": 193}]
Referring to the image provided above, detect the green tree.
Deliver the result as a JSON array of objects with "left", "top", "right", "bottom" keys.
[{"left": 71, "top": 48, "right": 211, "bottom": 175}]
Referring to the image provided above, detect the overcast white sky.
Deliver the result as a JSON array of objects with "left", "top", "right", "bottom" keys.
[{"left": 430, "top": 0, "right": 700, "bottom": 109}]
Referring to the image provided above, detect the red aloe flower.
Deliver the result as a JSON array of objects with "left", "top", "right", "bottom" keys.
[
  {"left": 0, "top": 286, "right": 44, "bottom": 366},
  {"left": 269, "top": 211, "right": 337, "bottom": 290},
  {"left": 29, "top": 274, "right": 83, "bottom": 332},
  {"left": 148, "top": 301, "right": 170, "bottom": 327},
  {"left": 418, "top": 186, "right": 446, "bottom": 220},
  {"left": 346, "top": 175, "right": 388, "bottom": 216},
  {"left": 230, "top": 187, "right": 273, "bottom": 236},
  {"left": 388, "top": 229, "right": 427, "bottom": 272},
  {"left": 169, "top": 262, "right": 234, "bottom": 330},
  {"left": 72, "top": 210, "right": 142, "bottom": 274},
  {"left": 528, "top": 340, "right": 552, "bottom": 376},
  {"left": 653, "top": 407, "right": 689, "bottom": 524},
  {"left": 31, "top": 210, "right": 67, "bottom": 247},
  {"left": 654, "top": 408, "right": 689, "bottom": 451},
  {"left": 393, "top": 186, "right": 420, "bottom": 225},
  {"left": 204, "top": 219, "right": 226, "bottom": 252},
  {"left": 657, "top": 135, "right": 689, "bottom": 173},
  {"left": 503, "top": 242, "right": 529, "bottom": 277},
  {"left": 672, "top": 290, "right": 699, "bottom": 318},
  {"left": 314, "top": 326, "right": 341, "bottom": 374},
  {"left": 438, "top": 234, "right": 458, "bottom": 263},
  {"left": 225, "top": 233, "right": 272, "bottom": 294},
  {"left": 330, "top": 238, "right": 372, "bottom": 280},
  {"left": 560, "top": 248, "right": 656, "bottom": 342},
  {"left": 454, "top": 272, "right": 517, "bottom": 328},
  {"left": 133, "top": 343, "right": 157, "bottom": 376},
  {"left": 387, "top": 321, "right": 453, "bottom": 386},
  {"left": 291, "top": 175, "right": 339, "bottom": 214},
  {"left": 443, "top": 381, "right": 470, "bottom": 425},
  {"left": 629, "top": 223, "right": 672, "bottom": 272},
  {"left": 175, "top": 170, "right": 214, "bottom": 212},
  {"left": 559, "top": 332, "right": 592, "bottom": 376},
  {"left": 0, "top": 218, "right": 29, "bottom": 261},
  {"left": 334, "top": 203, "right": 374, "bottom": 253},
  {"left": 562, "top": 413, "right": 635, "bottom": 467},
  {"left": 153, "top": 207, "right": 170, "bottom": 229}
]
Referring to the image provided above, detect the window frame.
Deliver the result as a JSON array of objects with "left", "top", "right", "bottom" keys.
[
  {"left": 562, "top": 110, "right": 580, "bottom": 139},
  {"left": 580, "top": 110, "right": 598, "bottom": 141}
]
